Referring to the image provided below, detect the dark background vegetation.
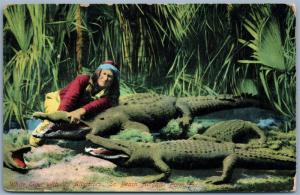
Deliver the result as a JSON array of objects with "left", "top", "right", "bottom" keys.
[{"left": 3, "top": 4, "right": 296, "bottom": 130}]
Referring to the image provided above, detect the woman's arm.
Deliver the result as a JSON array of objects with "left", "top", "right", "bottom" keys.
[
  {"left": 68, "top": 108, "right": 86, "bottom": 124},
  {"left": 68, "top": 96, "right": 112, "bottom": 124},
  {"left": 58, "top": 75, "right": 90, "bottom": 111},
  {"left": 82, "top": 96, "right": 112, "bottom": 116}
]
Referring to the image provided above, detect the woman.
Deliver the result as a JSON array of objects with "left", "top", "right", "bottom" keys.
[{"left": 29, "top": 60, "right": 120, "bottom": 147}]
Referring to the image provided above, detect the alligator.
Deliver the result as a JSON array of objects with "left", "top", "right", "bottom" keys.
[
  {"left": 201, "top": 120, "right": 266, "bottom": 145},
  {"left": 3, "top": 144, "right": 31, "bottom": 173},
  {"left": 32, "top": 93, "right": 269, "bottom": 140},
  {"left": 84, "top": 134, "right": 295, "bottom": 184}
]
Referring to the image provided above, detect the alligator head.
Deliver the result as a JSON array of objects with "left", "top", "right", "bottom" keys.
[
  {"left": 32, "top": 125, "right": 92, "bottom": 140},
  {"left": 32, "top": 111, "right": 125, "bottom": 139},
  {"left": 85, "top": 134, "right": 134, "bottom": 165},
  {"left": 3, "top": 144, "right": 31, "bottom": 173},
  {"left": 33, "top": 111, "right": 70, "bottom": 122}
]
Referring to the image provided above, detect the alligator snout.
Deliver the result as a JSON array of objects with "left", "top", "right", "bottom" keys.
[{"left": 4, "top": 145, "right": 32, "bottom": 173}]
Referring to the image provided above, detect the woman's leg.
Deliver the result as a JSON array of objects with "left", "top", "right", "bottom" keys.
[{"left": 29, "top": 91, "right": 60, "bottom": 147}]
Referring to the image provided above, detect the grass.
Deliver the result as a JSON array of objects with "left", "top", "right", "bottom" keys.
[
  {"left": 89, "top": 166, "right": 127, "bottom": 177},
  {"left": 110, "top": 129, "right": 154, "bottom": 143},
  {"left": 160, "top": 119, "right": 183, "bottom": 139},
  {"left": 235, "top": 176, "right": 293, "bottom": 192},
  {"left": 26, "top": 150, "right": 77, "bottom": 168},
  {"left": 171, "top": 175, "right": 199, "bottom": 184},
  {"left": 3, "top": 129, "right": 31, "bottom": 147}
]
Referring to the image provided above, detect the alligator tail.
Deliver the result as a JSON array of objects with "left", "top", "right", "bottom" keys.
[
  {"left": 178, "top": 94, "right": 272, "bottom": 116},
  {"left": 235, "top": 147, "right": 295, "bottom": 166}
]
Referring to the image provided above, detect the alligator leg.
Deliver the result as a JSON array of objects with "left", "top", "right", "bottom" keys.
[
  {"left": 175, "top": 101, "right": 192, "bottom": 129},
  {"left": 205, "top": 154, "right": 238, "bottom": 184},
  {"left": 248, "top": 122, "right": 267, "bottom": 146},
  {"left": 122, "top": 121, "right": 150, "bottom": 133},
  {"left": 141, "top": 156, "right": 171, "bottom": 183}
]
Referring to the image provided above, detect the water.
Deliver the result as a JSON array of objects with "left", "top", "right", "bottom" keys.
[{"left": 193, "top": 107, "right": 282, "bottom": 129}]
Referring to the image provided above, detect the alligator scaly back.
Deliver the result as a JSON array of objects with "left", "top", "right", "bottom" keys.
[
  {"left": 177, "top": 94, "right": 267, "bottom": 116},
  {"left": 119, "top": 93, "right": 169, "bottom": 105},
  {"left": 202, "top": 120, "right": 267, "bottom": 145}
]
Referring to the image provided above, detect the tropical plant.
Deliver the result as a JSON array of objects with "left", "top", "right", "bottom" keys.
[
  {"left": 3, "top": 4, "right": 78, "bottom": 129},
  {"left": 4, "top": 5, "right": 49, "bottom": 128},
  {"left": 3, "top": 4, "right": 295, "bottom": 132},
  {"left": 238, "top": 6, "right": 295, "bottom": 129}
]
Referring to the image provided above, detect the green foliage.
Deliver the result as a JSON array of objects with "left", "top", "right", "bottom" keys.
[
  {"left": 239, "top": 18, "right": 286, "bottom": 71},
  {"left": 165, "top": 51, "right": 212, "bottom": 96},
  {"left": 3, "top": 5, "right": 78, "bottom": 129},
  {"left": 89, "top": 166, "right": 127, "bottom": 177},
  {"left": 160, "top": 119, "right": 183, "bottom": 139},
  {"left": 172, "top": 176, "right": 198, "bottom": 184},
  {"left": 3, "top": 130, "right": 31, "bottom": 148},
  {"left": 27, "top": 149, "right": 77, "bottom": 168},
  {"left": 238, "top": 7, "right": 295, "bottom": 129},
  {"left": 186, "top": 123, "right": 204, "bottom": 138},
  {"left": 119, "top": 80, "right": 137, "bottom": 96},
  {"left": 110, "top": 129, "right": 154, "bottom": 143},
  {"left": 238, "top": 79, "right": 258, "bottom": 96},
  {"left": 3, "top": 4, "right": 295, "bottom": 133},
  {"left": 235, "top": 176, "right": 293, "bottom": 192}
]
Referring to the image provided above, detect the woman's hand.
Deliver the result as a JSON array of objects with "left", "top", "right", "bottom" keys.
[{"left": 68, "top": 108, "right": 86, "bottom": 124}]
